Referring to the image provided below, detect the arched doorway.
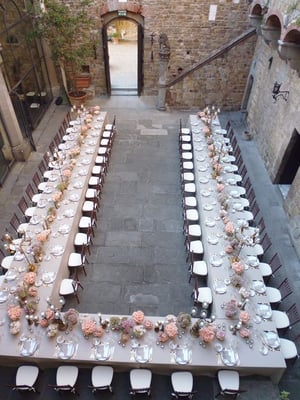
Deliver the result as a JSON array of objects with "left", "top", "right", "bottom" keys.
[{"left": 101, "top": 12, "right": 144, "bottom": 96}]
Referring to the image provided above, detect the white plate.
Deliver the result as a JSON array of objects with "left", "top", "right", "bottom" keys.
[
  {"left": 199, "top": 177, "right": 209, "bottom": 184},
  {"left": 227, "top": 178, "right": 236, "bottom": 185},
  {"left": 208, "top": 236, "right": 218, "bottom": 245},
  {"left": 50, "top": 245, "right": 64, "bottom": 256},
  {"left": 48, "top": 174, "right": 58, "bottom": 182},
  {"left": 230, "top": 190, "right": 240, "bottom": 198},
  {"left": 30, "top": 216, "right": 41, "bottom": 225},
  {"left": 73, "top": 181, "right": 83, "bottom": 189},
  {"left": 233, "top": 203, "right": 243, "bottom": 211},
  {"left": 205, "top": 219, "right": 216, "bottom": 227},
  {"left": 261, "top": 331, "right": 280, "bottom": 350},
  {"left": 175, "top": 347, "right": 192, "bottom": 365},
  {"left": 5, "top": 271, "right": 17, "bottom": 281},
  {"left": 204, "top": 204, "right": 213, "bottom": 211},
  {"left": 42, "top": 271, "right": 56, "bottom": 284},
  {"left": 247, "top": 256, "right": 259, "bottom": 267},
  {"left": 198, "top": 166, "right": 208, "bottom": 172},
  {"left": 88, "top": 140, "right": 97, "bottom": 146},
  {"left": 64, "top": 209, "right": 75, "bottom": 218},
  {"left": 70, "top": 193, "right": 80, "bottom": 202},
  {"left": 85, "top": 148, "right": 94, "bottom": 154},
  {"left": 81, "top": 158, "right": 91, "bottom": 165},
  {"left": 58, "top": 224, "right": 70, "bottom": 234},
  {"left": 58, "top": 341, "right": 76, "bottom": 359},
  {"left": 20, "top": 337, "right": 39, "bottom": 356},
  {"left": 201, "top": 190, "right": 211, "bottom": 197},
  {"left": 221, "top": 347, "right": 239, "bottom": 366},
  {"left": 44, "top": 186, "right": 53, "bottom": 194},
  {"left": 210, "top": 255, "right": 223, "bottom": 267},
  {"left": 252, "top": 280, "right": 266, "bottom": 294},
  {"left": 37, "top": 200, "right": 47, "bottom": 208},
  {"left": 78, "top": 169, "right": 88, "bottom": 176},
  {"left": 215, "top": 129, "right": 227, "bottom": 135},
  {"left": 94, "top": 342, "right": 112, "bottom": 361},
  {"left": 256, "top": 303, "right": 272, "bottom": 319},
  {"left": 14, "top": 252, "right": 24, "bottom": 261},
  {"left": 214, "top": 280, "right": 227, "bottom": 294}
]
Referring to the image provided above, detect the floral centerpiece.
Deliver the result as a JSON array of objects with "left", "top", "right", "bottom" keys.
[
  {"left": 81, "top": 318, "right": 97, "bottom": 337},
  {"left": 177, "top": 312, "right": 191, "bottom": 329},
  {"left": 132, "top": 310, "right": 145, "bottom": 324},
  {"left": 224, "top": 299, "right": 239, "bottom": 319},
  {"left": 199, "top": 324, "right": 216, "bottom": 343}
]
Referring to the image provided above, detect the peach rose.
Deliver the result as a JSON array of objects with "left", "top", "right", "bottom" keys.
[
  {"left": 24, "top": 272, "right": 36, "bottom": 285},
  {"left": 239, "top": 311, "right": 250, "bottom": 324},
  {"left": 93, "top": 326, "right": 104, "bottom": 338},
  {"left": 199, "top": 325, "right": 215, "bottom": 343},
  {"left": 165, "top": 322, "right": 178, "bottom": 339},
  {"left": 232, "top": 261, "right": 245, "bottom": 275},
  {"left": 39, "top": 318, "right": 49, "bottom": 328},
  {"left": 7, "top": 305, "right": 22, "bottom": 321},
  {"left": 132, "top": 310, "right": 144, "bottom": 324},
  {"left": 143, "top": 319, "right": 153, "bottom": 330},
  {"left": 158, "top": 331, "right": 169, "bottom": 343},
  {"left": 81, "top": 319, "right": 96, "bottom": 336},
  {"left": 217, "top": 183, "right": 225, "bottom": 192},
  {"left": 225, "top": 221, "right": 235, "bottom": 235},
  {"left": 28, "top": 286, "right": 38, "bottom": 297},
  {"left": 239, "top": 327, "right": 250, "bottom": 338}
]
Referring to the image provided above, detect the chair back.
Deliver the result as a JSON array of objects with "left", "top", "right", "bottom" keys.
[
  {"left": 270, "top": 253, "right": 282, "bottom": 274},
  {"left": 32, "top": 172, "right": 41, "bottom": 191},
  {"left": 18, "top": 197, "right": 28, "bottom": 215},
  {"left": 287, "top": 304, "right": 300, "bottom": 328},
  {"left": 261, "top": 233, "right": 272, "bottom": 253},
  {"left": 25, "top": 183, "right": 35, "bottom": 203},
  {"left": 257, "top": 217, "right": 266, "bottom": 235},
  {"left": 251, "top": 201, "right": 260, "bottom": 220},
  {"left": 278, "top": 278, "right": 293, "bottom": 302},
  {"left": 10, "top": 213, "right": 21, "bottom": 235}
]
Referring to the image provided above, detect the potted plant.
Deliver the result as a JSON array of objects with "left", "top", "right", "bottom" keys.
[
  {"left": 111, "top": 31, "right": 120, "bottom": 44},
  {"left": 28, "top": 0, "right": 96, "bottom": 106}
]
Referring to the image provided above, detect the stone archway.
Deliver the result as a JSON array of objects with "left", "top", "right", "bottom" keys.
[{"left": 101, "top": 11, "right": 144, "bottom": 96}]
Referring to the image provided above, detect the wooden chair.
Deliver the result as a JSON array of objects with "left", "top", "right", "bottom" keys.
[
  {"left": 32, "top": 172, "right": 41, "bottom": 191},
  {"left": 278, "top": 278, "right": 293, "bottom": 302},
  {"left": 251, "top": 201, "right": 260, "bottom": 220},
  {"left": 90, "top": 366, "right": 113, "bottom": 394},
  {"left": 130, "top": 369, "right": 152, "bottom": 396},
  {"left": 68, "top": 243, "right": 88, "bottom": 277},
  {"left": 257, "top": 217, "right": 266, "bottom": 235},
  {"left": 286, "top": 303, "right": 300, "bottom": 329},
  {"left": 216, "top": 370, "right": 246, "bottom": 399},
  {"left": 59, "top": 275, "right": 83, "bottom": 304},
  {"left": 261, "top": 232, "right": 272, "bottom": 254}
]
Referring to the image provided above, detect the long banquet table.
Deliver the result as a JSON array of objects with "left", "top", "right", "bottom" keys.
[{"left": 0, "top": 112, "right": 286, "bottom": 385}]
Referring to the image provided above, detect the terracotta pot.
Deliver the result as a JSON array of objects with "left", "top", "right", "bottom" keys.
[
  {"left": 68, "top": 91, "right": 88, "bottom": 107},
  {"left": 75, "top": 74, "right": 91, "bottom": 89}
]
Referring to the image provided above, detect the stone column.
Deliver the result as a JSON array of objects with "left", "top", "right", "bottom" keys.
[
  {"left": 0, "top": 69, "right": 31, "bottom": 161},
  {"left": 157, "top": 33, "right": 170, "bottom": 111}
]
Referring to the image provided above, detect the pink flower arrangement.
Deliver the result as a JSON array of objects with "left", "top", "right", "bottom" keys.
[
  {"left": 69, "top": 147, "right": 80, "bottom": 157},
  {"left": 45, "top": 308, "right": 55, "bottom": 321},
  {"left": 121, "top": 318, "right": 135, "bottom": 333},
  {"left": 199, "top": 325, "right": 215, "bottom": 343},
  {"left": 225, "top": 245, "right": 234, "bottom": 254},
  {"left": 216, "top": 329, "right": 226, "bottom": 341},
  {"left": 217, "top": 183, "right": 225, "bottom": 192},
  {"left": 225, "top": 221, "right": 235, "bottom": 236},
  {"left": 62, "top": 168, "right": 71, "bottom": 178},
  {"left": 24, "top": 272, "right": 36, "bottom": 286},
  {"left": 232, "top": 261, "right": 245, "bottom": 275},
  {"left": 158, "top": 331, "right": 169, "bottom": 343},
  {"left": 9, "top": 321, "right": 21, "bottom": 335},
  {"left": 239, "top": 311, "right": 250, "bottom": 324},
  {"left": 143, "top": 319, "right": 153, "bottom": 330},
  {"left": 93, "top": 326, "right": 104, "bottom": 338},
  {"left": 212, "top": 162, "right": 222, "bottom": 174},
  {"left": 28, "top": 286, "right": 38, "bottom": 297},
  {"left": 64, "top": 308, "right": 79, "bottom": 326},
  {"left": 81, "top": 319, "right": 96, "bottom": 336},
  {"left": 165, "top": 322, "right": 178, "bottom": 339},
  {"left": 225, "top": 299, "right": 238, "bottom": 318},
  {"left": 52, "top": 191, "right": 62, "bottom": 203},
  {"left": 133, "top": 325, "right": 146, "bottom": 338},
  {"left": 7, "top": 305, "right": 22, "bottom": 321},
  {"left": 132, "top": 310, "right": 144, "bottom": 324},
  {"left": 39, "top": 318, "right": 49, "bottom": 328},
  {"left": 36, "top": 229, "right": 50, "bottom": 243},
  {"left": 239, "top": 327, "right": 250, "bottom": 338}
]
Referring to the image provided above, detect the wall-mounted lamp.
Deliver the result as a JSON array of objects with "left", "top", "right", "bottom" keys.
[{"left": 272, "top": 81, "right": 289, "bottom": 103}]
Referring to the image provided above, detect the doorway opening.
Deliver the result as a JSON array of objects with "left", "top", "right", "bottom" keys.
[
  {"left": 275, "top": 129, "right": 300, "bottom": 199},
  {"left": 107, "top": 19, "right": 138, "bottom": 95}
]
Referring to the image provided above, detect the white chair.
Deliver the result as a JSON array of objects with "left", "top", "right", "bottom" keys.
[
  {"left": 185, "top": 209, "right": 199, "bottom": 223},
  {"left": 90, "top": 366, "right": 113, "bottom": 393},
  {"left": 171, "top": 371, "right": 195, "bottom": 399},
  {"left": 183, "top": 183, "right": 196, "bottom": 195},
  {"left": 181, "top": 172, "right": 194, "bottom": 183},
  {"left": 68, "top": 244, "right": 88, "bottom": 276},
  {"left": 181, "top": 143, "right": 192, "bottom": 152},
  {"left": 37, "top": 181, "right": 48, "bottom": 192},
  {"left": 216, "top": 370, "right": 245, "bottom": 399},
  {"left": 181, "top": 152, "right": 193, "bottom": 161},
  {"left": 193, "top": 286, "right": 212, "bottom": 305},
  {"left": 74, "top": 226, "right": 93, "bottom": 254},
  {"left": 181, "top": 128, "right": 190, "bottom": 134},
  {"left": 51, "top": 365, "right": 79, "bottom": 394},
  {"left": 59, "top": 278, "right": 83, "bottom": 304},
  {"left": 13, "top": 365, "right": 39, "bottom": 392},
  {"left": 189, "top": 252, "right": 207, "bottom": 282},
  {"left": 258, "top": 262, "right": 272, "bottom": 279},
  {"left": 266, "top": 286, "right": 282, "bottom": 305},
  {"left": 272, "top": 310, "right": 290, "bottom": 330},
  {"left": 183, "top": 196, "right": 197, "bottom": 208},
  {"left": 182, "top": 161, "right": 194, "bottom": 171},
  {"left": 130, "top": 369, "right": 152, "bottom": 396},
  {"left": 82, "top": 199, "right": 98, "bottom": 217},
  {"left": 180, "top": 134, "right": 191, "bottom": 143},
  {"left": 1, "top": 255, "right": 14, "bottom": 271},
  {"left": 279, "top": 337, "right": 299, "bottom": 361}
]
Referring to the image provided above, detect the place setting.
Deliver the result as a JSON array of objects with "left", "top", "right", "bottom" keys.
[
  {"left": 56, "top": 335, "right": 78, "bottom": 360},
  {"left": 19, "top": 334, "right": 40, "bottom": 357},
  {"left": 91, "top": 339, "right": 115, "bottom": 361}
]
